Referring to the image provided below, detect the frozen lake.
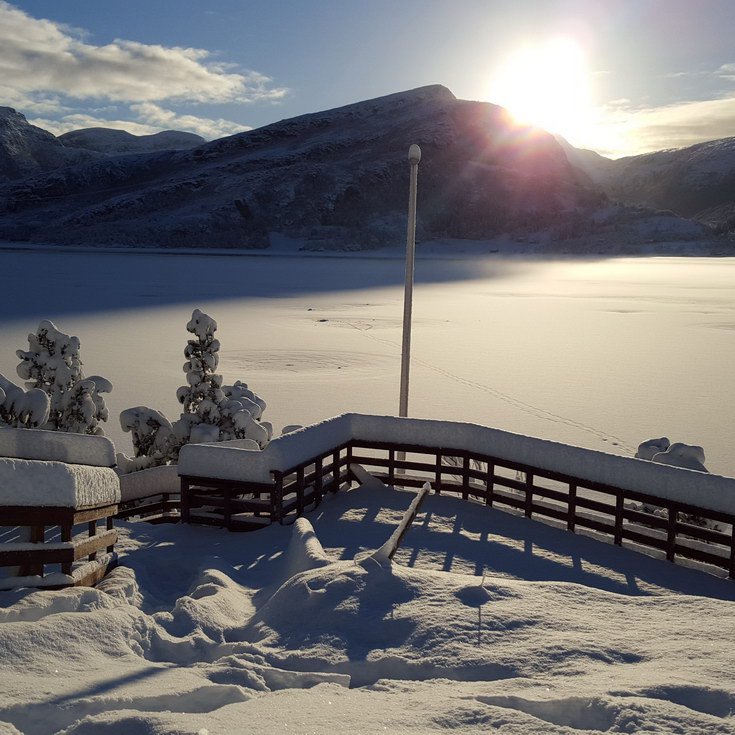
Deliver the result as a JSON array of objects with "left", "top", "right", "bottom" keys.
[{"left": 1, "top": 248, "right": 734, "bottom": 477}]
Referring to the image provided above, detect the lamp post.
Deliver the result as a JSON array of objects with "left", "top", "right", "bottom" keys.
[{"left": 399, "top": 143, "right": 421, "bottom": 419}]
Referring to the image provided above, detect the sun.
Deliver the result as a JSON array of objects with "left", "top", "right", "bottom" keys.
[{"left": 488, "top": 38, "right": 594, "bottom": 143}]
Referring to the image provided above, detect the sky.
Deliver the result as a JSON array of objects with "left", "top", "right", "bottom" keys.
[{"left": 2, "top": 0, "right": 735, "bottom": 158}]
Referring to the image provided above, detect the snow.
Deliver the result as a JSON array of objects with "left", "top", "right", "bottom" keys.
[
  {"left": 179, "top": 413, "right": 735, "bottom": 515},
  {"left": 0, "top": 481, "right": 733, "bottom": 734},
  {"left": 0, "top": 457, "right": 120, "bottom": 508},
  {"left": 118, "top": 463, "right": 178, "bottom": 503},
  {"left": 0, "top": 427, "right": 115, "bottom": 467}
]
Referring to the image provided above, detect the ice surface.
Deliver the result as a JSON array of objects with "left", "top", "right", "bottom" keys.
[
  {"left": 0, "top": 426, "right": 116, "bottom": 467},
  {"left": 0, "top": 457, "right": 120, "bottom": 507}
]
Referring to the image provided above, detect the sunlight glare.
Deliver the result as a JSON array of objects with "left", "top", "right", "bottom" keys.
[{"left": 489, "top": 38, "right": 594, "bottom": 143}]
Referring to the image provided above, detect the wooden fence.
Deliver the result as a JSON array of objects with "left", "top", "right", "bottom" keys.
[
  {"left": 181, "top": 438, "right": 735, "bottom": 579},
  {"left": 0, "top": 503, "right": 118, "bottom": 589}
]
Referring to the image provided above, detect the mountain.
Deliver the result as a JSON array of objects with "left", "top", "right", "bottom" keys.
[
  {"left": 0, "top": 87, "right": 725, "bottom": 251},
  {"left": 0, "top": 107, "right": 99, "bottom": 180},
  {"left": 59, "top": 128, "right": 205, "bottom": 155},
  {"left": 566, "top": 137, "right": 735, "bottom": 234}
]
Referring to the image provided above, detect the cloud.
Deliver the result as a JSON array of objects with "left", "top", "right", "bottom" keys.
[
  {"left": 0, "top": 1, "right": 286, "bottom": 105},
  {"left": 29, "top": 114, "right": 161, "bottom": 137},
  {"left": 132, "top": 103, "right": 251, "bottom": 138},
  {"left": 598, "top": 95, "right": 735, "bottom": 157}
]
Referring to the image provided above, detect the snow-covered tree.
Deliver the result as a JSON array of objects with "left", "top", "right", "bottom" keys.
[
  {"left": 0, "top": 373, "right": 50, "bottom": 428},
  {"left": 120, "top": 309, "right": 271, "bottom": 468},
  {"left": 15, "top": 320, "right": 111, "bottom": 435}
]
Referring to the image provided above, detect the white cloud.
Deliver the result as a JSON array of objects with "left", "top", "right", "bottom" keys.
[
  {"left": 29, "top": 114, "right": 160, "bottom": 137},
  {"left": 596, "top": 95, "right": 735, "bottom": 157},
  {"left": 131, "top": 103, "right": 250, "bottom": 138},
  {"left": 0, "top": 1, "right": 286, "bottom": 105}
]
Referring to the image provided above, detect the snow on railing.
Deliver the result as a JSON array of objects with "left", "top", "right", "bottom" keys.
[{"left": 179, "top": 413, "right": 735, "bottom": 516}]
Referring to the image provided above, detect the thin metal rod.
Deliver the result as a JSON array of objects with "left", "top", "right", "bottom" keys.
[{"left": 399, "top": 144, "right": 421, "bottom": 418}]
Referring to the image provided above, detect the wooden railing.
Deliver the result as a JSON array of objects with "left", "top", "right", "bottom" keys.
[
  {"left": 0, "top": 503, "right": 118, "bottom": 589},
  {"left": 180, "top": 433, "right": 735, "bottom": 579}
]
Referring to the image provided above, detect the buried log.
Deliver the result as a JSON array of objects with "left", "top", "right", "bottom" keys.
[{"left": 369, "top": 481, "right": 430, "bottom": 564}]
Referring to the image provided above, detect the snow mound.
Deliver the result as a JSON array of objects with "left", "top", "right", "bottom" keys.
[
  {"left": 652, "top": 443, "right": 708, "bottom": 472},
  {"left": 0, "top": 457, "right": 120, "bottom": 508},
  {"left": 0, "top": 426, "right": 115, "bottom": 467}
]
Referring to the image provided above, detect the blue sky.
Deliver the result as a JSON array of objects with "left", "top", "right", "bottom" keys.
[{"left": 3, "top": 0, "right": 735, "bottom": 156}]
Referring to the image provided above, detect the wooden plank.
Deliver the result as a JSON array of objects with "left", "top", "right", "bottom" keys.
[
  {"left": 486, "top": 463, "right": 495, "bottom": 506},
  {"left": 462, "top": 454, "right": 470, "bottom": 501},
  {"left": 524, "top": 473, "right": 533, "bottom": 519},
  {"left": 614, "top": 493, "right": 624, "bottom": 546},
  {"left": 74, "top": 529, "right": 117, "bottom": 561},
  {"left": 568, "top": 482, "right": 576, "bottom": 531},
  {"left": 730, "top": 526, "right": 735, "bottom": 580},
  {"left": 666, "top": 507, "right": 677, "bottom": 562},
  {"left": 314, "top": 457, "right": 323, "bottom": 506}
]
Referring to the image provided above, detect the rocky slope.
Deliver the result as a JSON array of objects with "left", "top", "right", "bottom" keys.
[
  {"left": 0, "top": 107, "right": 98, "bottom": 180},
  {"left": 566, "top": 137, "right": 735, "bottom": 234}
]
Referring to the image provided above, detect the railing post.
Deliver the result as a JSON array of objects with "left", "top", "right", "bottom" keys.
[
  {"left": 314, "top": 457, "right": 324, "bottom": 506},
  {"left": 567, "top": 483, "right": 576, "bottom": 531},
  {"left": 462, "top": 454, "right": 470, "bottom": 501},
  {"left": 614, "top": 493, "right": 624, "bottom": 545},
  {"left": 435, "top": 451, "right": 442, "bottom": 494},
  {"left": 388, "top": 449, "right": 396, "bottom": 485},
  {"left": 62, "top": 524, "right": 73, "bottom": 574},
  {"left": 486, "top": 462, "right": 495, "bottom": 506},
  {"left": 180, "top": 477, "right": 190, "bottom": 524},
  {"left": 296, "top": 466, "right": 305, "bottom": 516},
  {"left": 525, "top": 473, "right": 534, "bottom": 518},
  {"left": 106, "top": 516, "right": 114, "bottom": 552},
  {"left": 332, "top": 449, "right": 341, "bottom": 491},
  {"left": 666, "top": 507, "right": 677, "bottom": 562},
  {"left": 88, "top": 520, "right": 97, "bottom": 562},
  {"left": 730, "top": 525, "right": 735, "bottom": 580},
  {"left": 272, "top": 473, "right": 284, "bottom": 524}
]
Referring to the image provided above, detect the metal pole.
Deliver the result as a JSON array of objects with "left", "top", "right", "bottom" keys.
[{"left": 399, "top": 144, "right": 421, "bottom": 419}]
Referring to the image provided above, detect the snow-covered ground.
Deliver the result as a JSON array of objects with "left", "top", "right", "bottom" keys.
[
  {"left": 1, "top": 247, "right": 735, "bottom": 734},
  {"left": 1, "top": 479, "right": 734, "bottom": 735},
  {"left": 0, "top": 247, "right": 733, "bottom": 475}
]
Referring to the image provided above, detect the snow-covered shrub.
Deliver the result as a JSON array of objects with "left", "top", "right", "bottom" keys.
[
  {"left": 120, "top": 309, "right": 271, "bottom": 468},
  {"left": 633, "top": 437, "right": 718, "bottom": 531},
  {"left": 0, "top": 373, "right": 50, "bottom": 428},
  {"left": 14, "top": 320, "right": 111, "bottom": 435}
]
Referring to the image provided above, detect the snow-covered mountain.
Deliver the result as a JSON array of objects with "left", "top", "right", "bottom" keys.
[
  {"left": 59, "top": 128, "right": 205, "bottom": 155},
  {"left": 564, "top": 137, "right": 735, "bottom": 234},
  {"left": 0, "top": 86, "right": 608, "bottom": 248},
  {"left": 0, "top": 87, "right": 726, "bottom": 251},
  {"left": 0, "top": 106, "right": 99, "bottom": 180}
]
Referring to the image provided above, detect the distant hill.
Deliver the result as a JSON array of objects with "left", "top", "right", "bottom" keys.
[
  {"left": 59, "top": 128, "right": 205, "bottom": 155},
  {"left": 0, "top": 87, "right": 726, "bottom": 252},
  {"left": 560, "top": 136, "right": 735, "bottom": 234}
]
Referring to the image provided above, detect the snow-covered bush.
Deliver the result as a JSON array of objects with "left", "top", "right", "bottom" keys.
[
  {"left": 14, "top": 320, "right": 111, "bottom": 435},
  {"left": 0, "top": 373, "right": 50, "bottom": 428},
  {"left": 633, "top": 437, "right": 718, "bottom": 530},
  {"left": 119, "top": 309, "right": 271, "bottom": 469}
]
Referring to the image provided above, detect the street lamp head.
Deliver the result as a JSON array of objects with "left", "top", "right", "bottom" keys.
[{"left": 408, "top": 144, "right": 422, "bottom": 165}]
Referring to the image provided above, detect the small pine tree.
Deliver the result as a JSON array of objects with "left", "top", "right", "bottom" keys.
[
  {"left": 120, "top": 309, "right": 271, "bottom": 469},
  {"left": 15, "top": 320, "right": 111, "bottom": 435}
]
